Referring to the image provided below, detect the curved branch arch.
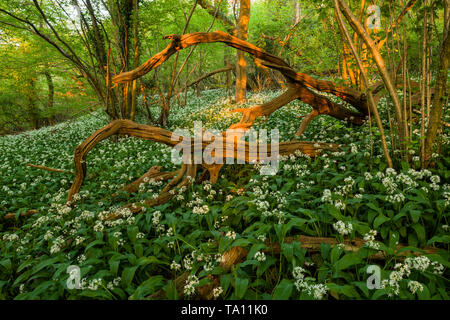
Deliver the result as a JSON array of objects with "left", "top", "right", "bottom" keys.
[{"left": 113, "top": 31, "right": 369, "bottom": 130}]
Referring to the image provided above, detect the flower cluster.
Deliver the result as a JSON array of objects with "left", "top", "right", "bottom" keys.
[
  {"left": 382, "top": 256, "right": 445, "bottom": 297},
  {"left": 106, "top": 277, "right": 121, "bottom": 290},
  {"left": 333, "top": 220, "right": 353, "bottom": 236},
  {"left": 292, "top": 266, "right": 328, "bottom": 300},
  {"left": 254, "top": 251, "right": 266, "bottom": 262},
  {"left": 212, "top": 286, "right": 223, "bottom": 299},
  {"left": 184, "top": 274, "right": 200, "bottom": 297},
  {"left": 363, "top": 230, "right": 380, "bottom": 250}
]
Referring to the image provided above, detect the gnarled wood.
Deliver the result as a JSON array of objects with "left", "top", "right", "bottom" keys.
[
  {"left": 112, "top": 31, "right": 369, "bottom": 129},
  {"left": 67, "top": 119, "right": 339, "bottom": 209}
]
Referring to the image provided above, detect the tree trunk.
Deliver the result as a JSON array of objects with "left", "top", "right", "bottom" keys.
[
  {"left": 25, "top": 78, "right": 39, "bottom": 130},
  {"left": 294, "top": 0, "right": 301, "bottom": 25},
  {"left": 337, "top": 0, "right": 408, "bottom": 156},
  {"left": 116, "top": 0, "right": 133, "bottom": 119},
  {"left": 130, "top": 0, "right": 139, "bottom": 121},
  {"left": 424, "top": 0, "right": 449, "bottom": 166},
  {"left": 235, "top": 0, "right": 250, "bottom": 103},
  {"left": 43, "top": 71, "right": 54, "bottom": 110}
]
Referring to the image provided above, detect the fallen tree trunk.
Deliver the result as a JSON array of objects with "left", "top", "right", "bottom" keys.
[
  {"left": 3, "top": 209, "right": 39, "bottom": 220},
  {"left": 67, "top": 119, "right": 339, "bottom": 210},
  {"left": 67, "top": 31, "right": 376, "bottom": 218},
  {"left": 149, "top": 235, "right": 439, "bottom": 300}
]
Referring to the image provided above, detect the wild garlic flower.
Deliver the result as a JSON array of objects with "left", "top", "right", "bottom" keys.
[
  {"left": 333, "top": 220, "right": 353, "bottom": 236},
  {"left": 193, "top": 205, "right": 210, "bottom": 215},
  {"left": 225, "top": 230, "right": 236, "bottom": 240},
  {"left": 292, "top": 266, "right": 327, "bottom": 300},
  {"left": 334, "top": 200, "right": 346, "bottom": 211},
  {"left": 77, "top": 254, "right": 86, "bottom": 264},
  {"left": 321, "top": 189, "right": 332, "bottom": 203},
  {"left": 257, "top": 234, "right": 267, "bottom": 243},
  {"left": 254, "top": 251, "right": 266, "bottom": 262},
  {"left": 430, "top": 175, "right": 440, "bottom": 184},
  {"left": 184, "top": 275, "right": 199, "bottom": 297},
  {"left": 3, "top": 233, "right": 19, "bottom": 242},
  {"left": 170, "top": 261, "right": 181, "bottom": 271},
  {"left": 183, "top": 256, "right": 193, "bottom": 270},
  {"left": 212, "top": 286, "right": 223, "bottom": 298},
  {"left": 88, "top": 278, "right": 103, "bottom": 291},
  {"left": 407, "top": 281, "right": 424, "bottom": 294},
  {"left": 363, "top": 230, "right": 380, "bottom": 250},
  {"left": 93, "top": 221, "right": 104, "bottom": 232},
  {"left": 382, "top": 176, "right": 398, "bottom": 194},
  {"left": 386, "top": 193, "right": 405, "bottom": 204},
  {"left": 152, "top": 211, "right": 161, "bottom": 225},
  {"left": 136, "top": 232, "right": 145, "bottom": 239},
  {"left": 75, "top": 236, "right": 85, "bottom": 246}
]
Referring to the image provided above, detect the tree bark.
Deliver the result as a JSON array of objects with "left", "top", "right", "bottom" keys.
[
  {"left": 334, "top": 0, "right": 393, "bottom": 168},
  {"left": 130, "top": 0, "right": 139, "bottom": 122},
  {"left": 25, "top": 78, "right": 39, "bottom": 130},
  {"left": 113, "top": 31, "right": 369, "bottom": 129},
  {"left": 235, "top": 0, "right": 250, "bottom": 103},
  {"left": 43, "top": 70, "right": 54, "bottom": 110},
  {"left": 424, "top": 0, "right": 449, "bottom": 166},
  {"left": 337, "top": 0, "right": 408, "bottom": 155}
]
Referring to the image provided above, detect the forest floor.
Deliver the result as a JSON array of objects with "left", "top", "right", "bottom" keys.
[{"left": 0, "top": 89, "right": 449, "bottom": 299}]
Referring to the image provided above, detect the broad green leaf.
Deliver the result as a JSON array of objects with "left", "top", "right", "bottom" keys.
[
  {"left": 234, "top": 277, "right": 249, "bottom": 299},
  {"left": 272, "top": 279, "right": 293, "bottom": 300}
]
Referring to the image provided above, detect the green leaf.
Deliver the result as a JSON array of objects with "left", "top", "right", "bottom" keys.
[
  {"left": 79, "top": 289, "right": 111, "bottom": 299},
  {"left": 31, "top": 257, "right": 60, "bottom": 274},
  {"left": 409, "top": 210, "right": 421, "bottom": 223},
  {"left": 272, "top": 279, "right": 293, "bottom": 300},
  {"left": 17, "top": 260, "right": 34, "bottom": 273},
  {"left": 427, "top": 235, "right": 450, "bottom": 245},
  {"left": 334, "top": 253, "right": 362, "bottom": 272},
  {"left": 256, "top": 256, "right": 276, "bottom": 277},
  {"left": 129, "top": 276, "right": 164, "bottom": 299},
  {"left": 232, "top": 238, "right": 252, "bottom": 248},
  {"left": 366, "top": 202, "right": 382, "bottom": 214},
  {"left": 411, "top": 223, "right": 426, "bottom": 244},
  {"left": 29, "top": 281, "right": 56, "bottom": 299},
  {"left": 0, "top": 259, "right": 12, "bottom": 271},
  {"left": 121, "top": 266, "right": 139, "bottom": 287},
  {"left": 84, "top": 240, "right": 105, "bottom": 252},
  {"left": 281, "top": 243, "right": 293, "bottom": 263},
  {"left": 234, "top": 277, "right": 249, "bottom": 299},
  {"left": 109, "top": 260, "right": 120, "bottom": 277},
  {"left": 137, "top": 256, "right": 169, "bottom": 267},
  {"left": 416, "top": 284, "right": 431, "bottom": 300},
  {"left": 163, "top": 280, "right": 179, "bottom": 300},
  {"left": 220, "top": 273, "right": 232, "bottom": 293},
  {"left": 374, "top": 214, "right": 389, "bottom": 228}
]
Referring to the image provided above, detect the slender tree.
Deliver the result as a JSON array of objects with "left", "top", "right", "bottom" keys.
[
  {"left": 235, "top": 0, "right": 250, "bottom": 103},
  {"left": 424, "top": 0, "right": 449, "bottom": 166}
]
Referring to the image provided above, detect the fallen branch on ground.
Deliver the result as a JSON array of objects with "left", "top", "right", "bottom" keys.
[
  {"left": 148, "top": 235, "right": 439, "bottom": 300},
  {"left": 3, "top": 209, "right": 38, "bottom": 220},
  {"left": 26, "top": 163, "right": 73, "bottom": 174}
]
